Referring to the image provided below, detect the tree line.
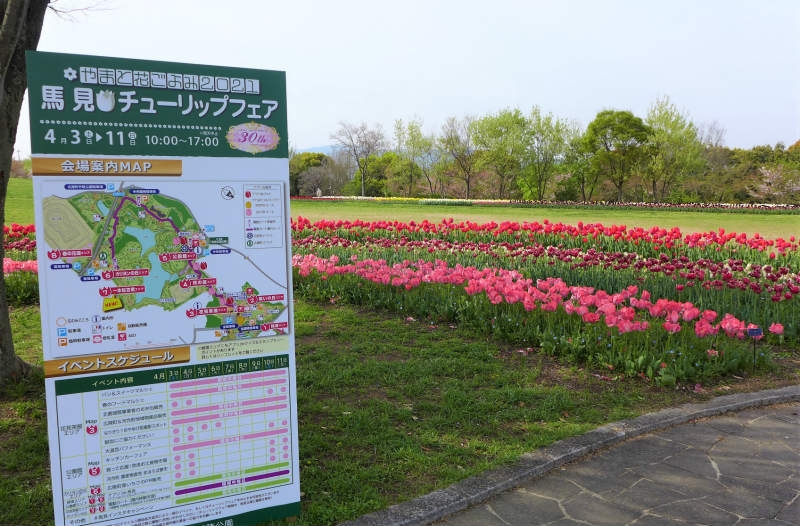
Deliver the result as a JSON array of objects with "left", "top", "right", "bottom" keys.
[{"left": 290, "top": 96, "right": 800, "bottom": 204}]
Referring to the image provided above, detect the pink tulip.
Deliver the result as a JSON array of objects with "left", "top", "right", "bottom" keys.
[{"left": 768, "top": 322, "right": 784, "bottom": 335}]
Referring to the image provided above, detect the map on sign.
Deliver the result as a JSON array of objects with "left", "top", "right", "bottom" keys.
[{"left": 37, "top": 177, "right": 289, "bottom": 359}]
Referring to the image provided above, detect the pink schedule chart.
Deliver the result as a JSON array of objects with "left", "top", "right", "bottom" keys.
[{"left": 52, "top": 355, "right": 297, "bottom": 526}]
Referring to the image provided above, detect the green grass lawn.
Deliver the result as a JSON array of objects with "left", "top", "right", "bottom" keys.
[{"left": 5, "top": 177, "right": 34, "bottom": 225}]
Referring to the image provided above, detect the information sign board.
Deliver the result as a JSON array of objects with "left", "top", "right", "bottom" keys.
[{"left": 27, "top": 51, "right": 299, "bottom": 526}]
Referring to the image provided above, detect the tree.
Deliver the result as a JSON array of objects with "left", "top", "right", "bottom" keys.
[
  {"left": 1, "top": 0, "right": 50, "bottom": 385},
  {"left": 439, "top": 115, "right": 477, "bottom": 199},
  {"left": 750, "top": 164, "right": 800, "bottom": 203},
  {"left": 343, "top": 152, "right": 396, "bottom": 196},
  {"left": 289, "top": 152, "right": 353, "bottom": 197},
  {"left": 518, "top": 106, "right": 573, "bottom": 200},
  {"left": 384, "top": 155, "right": 419, "bottom": 197},
  {"left": 289, "top": 151, "right": 328, "bottom": 196},
  {"left": 297, "top": 165, "right": 324, "bottom": 196},
  {"left": 643, "top": 96, "right": 705, "bottom": 202},
  {"left": 470, "top": 108, "right": 525, "bottom": 199},
  {"left": 391, "top": 119, "right": 421, "bottom": 197},
  {"left": 330, "top": 121, "right": 386, "bottom": 197},
  {"left": 326, "top": 148, "right": 355, "bottom": 195},
  {"left": 394, "top": 118, "right": 439, "bottom": 196},
  {"left": 736, "top": 143, "right": 800, "bottom": 203},
  {"left": 692, "top": 122, "right": 736, "bottom": 202},
  {"left": 584, "top": 110, "right": 651, "bottom": 201},
  {"left": 561, "top": 132, "right": 601, "bottom": 202}
]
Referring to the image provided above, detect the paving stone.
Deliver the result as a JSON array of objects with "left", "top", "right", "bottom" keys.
[{"left": 650, "top": 497, "right": 740, "bottom": 525}]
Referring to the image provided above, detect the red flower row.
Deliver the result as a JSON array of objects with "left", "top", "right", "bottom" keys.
[{"left": 292, "top": 216, "right": 799, "bottom": 255}]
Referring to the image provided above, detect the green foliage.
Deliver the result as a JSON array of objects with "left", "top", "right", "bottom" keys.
[
  {"left": 643, "top": 96, "right": 706, "bottom": 203},
  {"left": 517, "top": 107, "right": 574, "bottom": 201},
  {"left": 560, "top": 134, "right": 600, "bottom": 202},
  {"left": 439, "top": 116, "right": 478, "bottom": 199},
  {"left": 584, "top": 109, "right": 652, "bottom": 201},
  {"left": 289, "top": 152, "right": 330, "bottom": 196},
  {"left": 394, "top": 119, "right": 440, "bottom": 197},
  {"left": 344, "top": 152, "right": 404, "bottom": 197},
  {"left": 384, "top": 154, "right": 421, "bottom": 197},
  {"left": 4, "top": 271, "right": 39, "bottom": 306},
  {"left": 470, "top": 108, "right": 526, "bottom": 199}
]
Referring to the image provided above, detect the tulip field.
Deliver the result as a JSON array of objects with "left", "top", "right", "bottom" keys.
[
  {"left": 291, "top": 215, "right": 798, "bottom": 386},
  {"left": 3, "top": 212, "right": 799, "bottom": 386}
]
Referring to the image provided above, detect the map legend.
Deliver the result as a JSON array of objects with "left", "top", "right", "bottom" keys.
[{"left": 243, "top": 183, "right": 284, "bottom": 249}]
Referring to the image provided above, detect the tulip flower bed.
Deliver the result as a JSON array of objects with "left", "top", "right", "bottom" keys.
[
  {"left": 3, "top": 223, "right": 36, "bottom": 260},
  {"left": 3, "top": 258, "right": 39, "bottom": 306},
  {"left": 3, "top": 218, "right": 797, "bottom": 384},
  {"left": 3, "top": 224, "right": 40, "bottom": 306},
  {"left": 291, "top": 217, "right": 798, "bottom": 386}
]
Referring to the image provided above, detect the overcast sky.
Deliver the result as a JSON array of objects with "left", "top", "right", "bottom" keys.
[{"left": 13, "top": 0, "right": 800, "bottom": 157}]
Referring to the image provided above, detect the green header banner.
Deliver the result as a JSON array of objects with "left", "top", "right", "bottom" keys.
[
  {"left": 27, "top": 51, "right": 288, "bottom": 158},
  {"left": 55, "top": 355, "right": 290, "bottom": 396}
]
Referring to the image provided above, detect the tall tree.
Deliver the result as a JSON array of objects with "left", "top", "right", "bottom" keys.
[
  {"left": 330, "top": 121, "right": 386, "bottom": 197},
  {"left": 1, "top": 0, "right": 50, "bottom": 385},
  {"left": 343, "top": 151, "right": 396, "bottom": 196},
  {"left": 383, "top": 155, "right": 419, "bottom": 197},
  {"left": 562, "top": 132, "right": 600, "bottom": 202},
  {"left": 518, "top": 106, "right": 573, "bottom": 200},
  {"left": 394, "top": 118, "right": 439, "bottom": 196},
  {"left": 439, "top": 115, "right": 477, "bottom": 199},
  {"left": 470, "top": 108, "right": 525, "bottom": 199},
  {"left": 584, "top": 109, "right": 651, "bottom": 201},
  {"left": 691, "top": 121, "right": 736, "bottom": 202},
  {"left": 289, "top": 151, "right": 329, "bottom": 196},
  {"left": 643, "top": 96, "right": 705, "bottom": 202}
]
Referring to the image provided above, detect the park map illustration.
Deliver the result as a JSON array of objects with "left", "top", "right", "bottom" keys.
[{"left": 39, "top": 180, "right": 289, "bottom": 358}]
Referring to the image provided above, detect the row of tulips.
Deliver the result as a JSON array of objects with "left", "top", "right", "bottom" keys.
[
  {"left": 293, "top": 253, "right": 785, "bottom": 341},
  {"left": 3, "top": 258, "right": 38, "bottom": 273},
  {"left": 3, "top": 223, "right": 37, "bottom": 258},
  {"left": 292, "top": 235, "right": 800, "bottom": 303},
  {"left": 291, "top": 254, "right": 783, "bottom": 385},
  {"left": 292, "top": 216, "right": 800, "bottom": 257},
  {"left": 3, "top": 223, "right": 35, "bottom": 238},
  {"left": 292, "top": 248, "right": 797, "bottom": 344}
]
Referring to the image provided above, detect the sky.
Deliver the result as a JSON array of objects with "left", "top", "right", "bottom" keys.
[{"left": 13, "top": 0, "right": 800, "bottom": 158}]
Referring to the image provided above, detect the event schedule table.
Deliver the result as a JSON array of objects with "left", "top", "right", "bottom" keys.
[{"left": 54, "top": 356, "right": 293, "bottom": 526}]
